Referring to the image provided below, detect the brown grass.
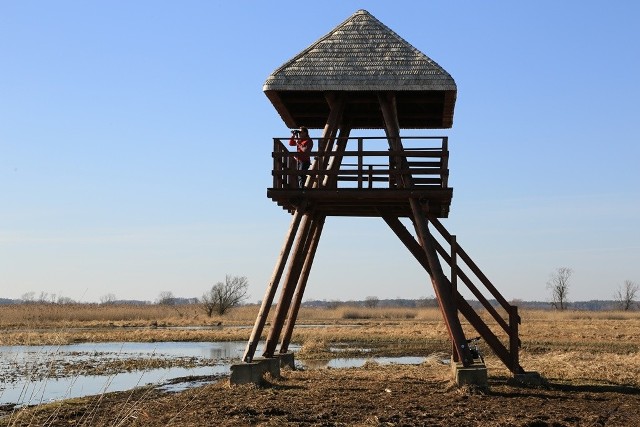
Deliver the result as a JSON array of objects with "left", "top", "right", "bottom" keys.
[
  {"left": 1, "top": 303, "right": 640, "bottom": 386},
  {"left": 0, "top": 303, "right": 249, "bottom": 327}
]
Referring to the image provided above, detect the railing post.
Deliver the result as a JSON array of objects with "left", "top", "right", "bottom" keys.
[
  {"left": 450, "top": 235, "right": 458, "bottom": 306},
  {"left": 311, "top": 137, "right": 321, "bottom": 189},
  {"left": 272, "top": 138, "right": 279, "bottom": 189},
  {"left": 509, "top": 305, "right": 520, "bottom": 373},
  {"left": 357, "top": 137, "right": 363, "bottom": 189},
  {"left": 441, "top": 136, "right": 449, "bottom": 188}
]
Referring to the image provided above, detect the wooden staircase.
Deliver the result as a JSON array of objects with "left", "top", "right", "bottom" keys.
[{"left": 386, "top": 214, "right": 524, "bottom": 374}]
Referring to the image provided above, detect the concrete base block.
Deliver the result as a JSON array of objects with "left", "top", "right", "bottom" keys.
[
  {"left": 229, "top": 361, "right": 264, "bottom": 385},
  {"left": 278, "top": 352, "right": 295, "bottom": 369},
  {"left": 229, "top": 357, "right": 281, "bottom": 386},
  {"left": 451, "top": 360, "right": 488, "bottom": 387},
  {"left": 258, "top": 357, "right": 281, "bottom": 378}
]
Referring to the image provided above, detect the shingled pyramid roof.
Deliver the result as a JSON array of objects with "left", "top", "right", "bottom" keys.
[
  {"left": 264, "top": 9, "right": 456, "bottom": 92},
  {"left": 263, "top": 9, "right": 457, "bottom": 129}
]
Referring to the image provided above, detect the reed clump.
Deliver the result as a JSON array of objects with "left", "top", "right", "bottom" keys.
[
  {"left": 337, "top": 306, "right": 418, "bottom": 320},
  {"left": 296, "top": 339, "right": 333, "bottom": 359}
]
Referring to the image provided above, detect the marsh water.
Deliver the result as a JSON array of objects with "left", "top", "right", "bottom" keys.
[{"left": 0, "top": 341, "right": 429, "bottom": 407}]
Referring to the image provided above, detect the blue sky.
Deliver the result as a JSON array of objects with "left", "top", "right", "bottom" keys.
[{"left": 1, "top": 1, "right": 639, "bottom": 304}]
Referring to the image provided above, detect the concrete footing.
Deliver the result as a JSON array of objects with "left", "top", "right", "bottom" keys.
[
  {"left": 278, "top": 352, "right": 296, "bottom": 369},
  {"left": 451, "top": 359, "right": 488, "bottom": 387},
  {"left": 229, "top": 353, "right": 295, "bottom": 386}
]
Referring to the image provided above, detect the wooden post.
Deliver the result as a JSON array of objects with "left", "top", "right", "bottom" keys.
[
  {"left": 243, "top": 209, "right": 304, "bottom": 362},
  {"left": 357, "top": 137, "right": 364, "bottom": 188},
  {"left": 279, "top": 127, "right": 351, "bottom": 352},
  {"left": 318, "top": 93, "right": 345, "bottom": 171},
  {"left": 509, "top": 305, "right": 521, "bottom": 374},
  {"left": 441, "top": 137, "right": 449, "bottom": 188},
  {"left": 450, "top": 235, "right": 458, "bottom": 307},
  {"left": 281, "top": 126, "right": 351, "bottom": 350},
  {"left": 279, "top": 215, "right": 326, "bottom": 353},
  {"left": 262, "top": 213, "right": 315, "bottom": 357},
  {"left": 411, "top": 201, "right": 473, "bottom": 365},
  {"left": 261, "top": 94, "right": 345, "bottom": 357},
  {"left": 378, "top": 91, "right": 472, "bottom": 366},
  {"left": 324, "top": 127, "right": 351, "bottom": 188}
]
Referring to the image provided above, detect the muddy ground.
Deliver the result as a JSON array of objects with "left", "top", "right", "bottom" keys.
[{"left": 3, "top": 361, "right": 639, "bottom": 427}]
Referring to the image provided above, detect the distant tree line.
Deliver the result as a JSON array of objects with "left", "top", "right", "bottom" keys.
[{"left": 1, "top": 272, "right": 637, "bottom": 312}]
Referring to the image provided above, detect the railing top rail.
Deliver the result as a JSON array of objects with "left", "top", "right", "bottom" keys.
[
  {"left": 273, "top": 150, "right": 446, "bottom": 157},
  {"left": 276, "top": 135, "right": 447, "bottom": 139}
]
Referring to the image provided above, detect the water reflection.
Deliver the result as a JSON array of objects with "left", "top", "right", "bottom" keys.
[
  {"left": 0, "top": 342, "right": 251, "bottom": 407},
  {"left": 301, "top": 356, "right": 426, "bottom": 369},
  {"left": 0, "top": 366, "right": 229, "bottom": 408},
  {"left": 0, "top": 341, "right": 431, "bottom": 408}
]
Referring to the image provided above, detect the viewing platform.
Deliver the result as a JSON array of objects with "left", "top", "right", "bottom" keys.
[{"left": 268, "top": 136, "right": 452, "bottom": 218}]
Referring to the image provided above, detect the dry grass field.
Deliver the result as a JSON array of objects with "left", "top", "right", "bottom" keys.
[
  {"left": 2, "top": 303, "right": 639, "bottom": 386},
  {"left": 1, "top": 303, "right": 639, "bottom": 426}
]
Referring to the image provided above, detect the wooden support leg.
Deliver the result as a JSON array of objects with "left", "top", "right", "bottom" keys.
[
  {"left": 408, "top": 201, "right": 473, "bottom": 366},
  {"left": 262, "top": 212, "right": 316, "bottom": 357},
  {"left": 384, "top": 214, "right": 460, "bottom": 361},
  {"left": 279, "top": 215, "right": 326, "bottom": 353},
  {"left": 242, "top": 209, "right": 304, "bottom": 362},
  {"left": 377, "top": 91, "right": 472, "bottom": 366}
]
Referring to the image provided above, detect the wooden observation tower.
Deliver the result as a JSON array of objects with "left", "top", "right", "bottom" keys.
[{"left": 242, "top": 9, "right": 525, "bottom": 377}]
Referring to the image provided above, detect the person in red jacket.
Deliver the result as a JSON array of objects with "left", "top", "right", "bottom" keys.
[{"left": 289, "top": 126, "right": 313, "bottom": 188}]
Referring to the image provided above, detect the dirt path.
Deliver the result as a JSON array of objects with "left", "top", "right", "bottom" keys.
[{"left": 3, "top": 362, "right": 639, "bottom": 427}]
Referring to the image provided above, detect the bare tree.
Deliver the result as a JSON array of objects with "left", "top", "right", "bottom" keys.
[
  {"left": 156, "top": 291, "right": 176, "bottom": 306},
  {"left": 38, "top": 291, "right": 56, "bottom": 303},
  {"left": 364, "top": 296, "right": 379, "bottom": 308},
  {"left": 201, "top": 275, "right": 249, "bottom": 317},
  {"left": 100, "top": 293, "right": 117, "bottom": 305},
  {"left": 547, "top": 267, "right": 572, "bottom": 310},
  {"left": 614, "top": 280, "right": 639, "bottom": 311},
  {"left": 20, "top": 292, "right": 35, "bottom": 304}
]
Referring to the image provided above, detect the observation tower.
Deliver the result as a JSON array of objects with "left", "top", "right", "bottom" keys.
[{"left": 234, "top": 9, "right": 532, "bottom": 385}]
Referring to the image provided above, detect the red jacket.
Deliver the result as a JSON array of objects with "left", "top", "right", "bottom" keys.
[{"left": 289, "top": 136, "right": 313, "bottom": 163}]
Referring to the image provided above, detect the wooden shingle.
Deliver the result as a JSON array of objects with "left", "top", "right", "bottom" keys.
[{"left": 264, "top": 9, "right": 456, "bottom": 129}]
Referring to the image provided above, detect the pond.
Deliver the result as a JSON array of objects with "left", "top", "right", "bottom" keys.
[{"left": 0, "top": 341, "right": 434, "bottom": 408}]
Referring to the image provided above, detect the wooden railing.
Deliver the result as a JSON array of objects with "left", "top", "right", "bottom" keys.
[
  {"left": 429, "top": 218, "right": 523, "bottom": 374},
  {"left": 272, "top": 136, "right": 449, "bottom": 190}
]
